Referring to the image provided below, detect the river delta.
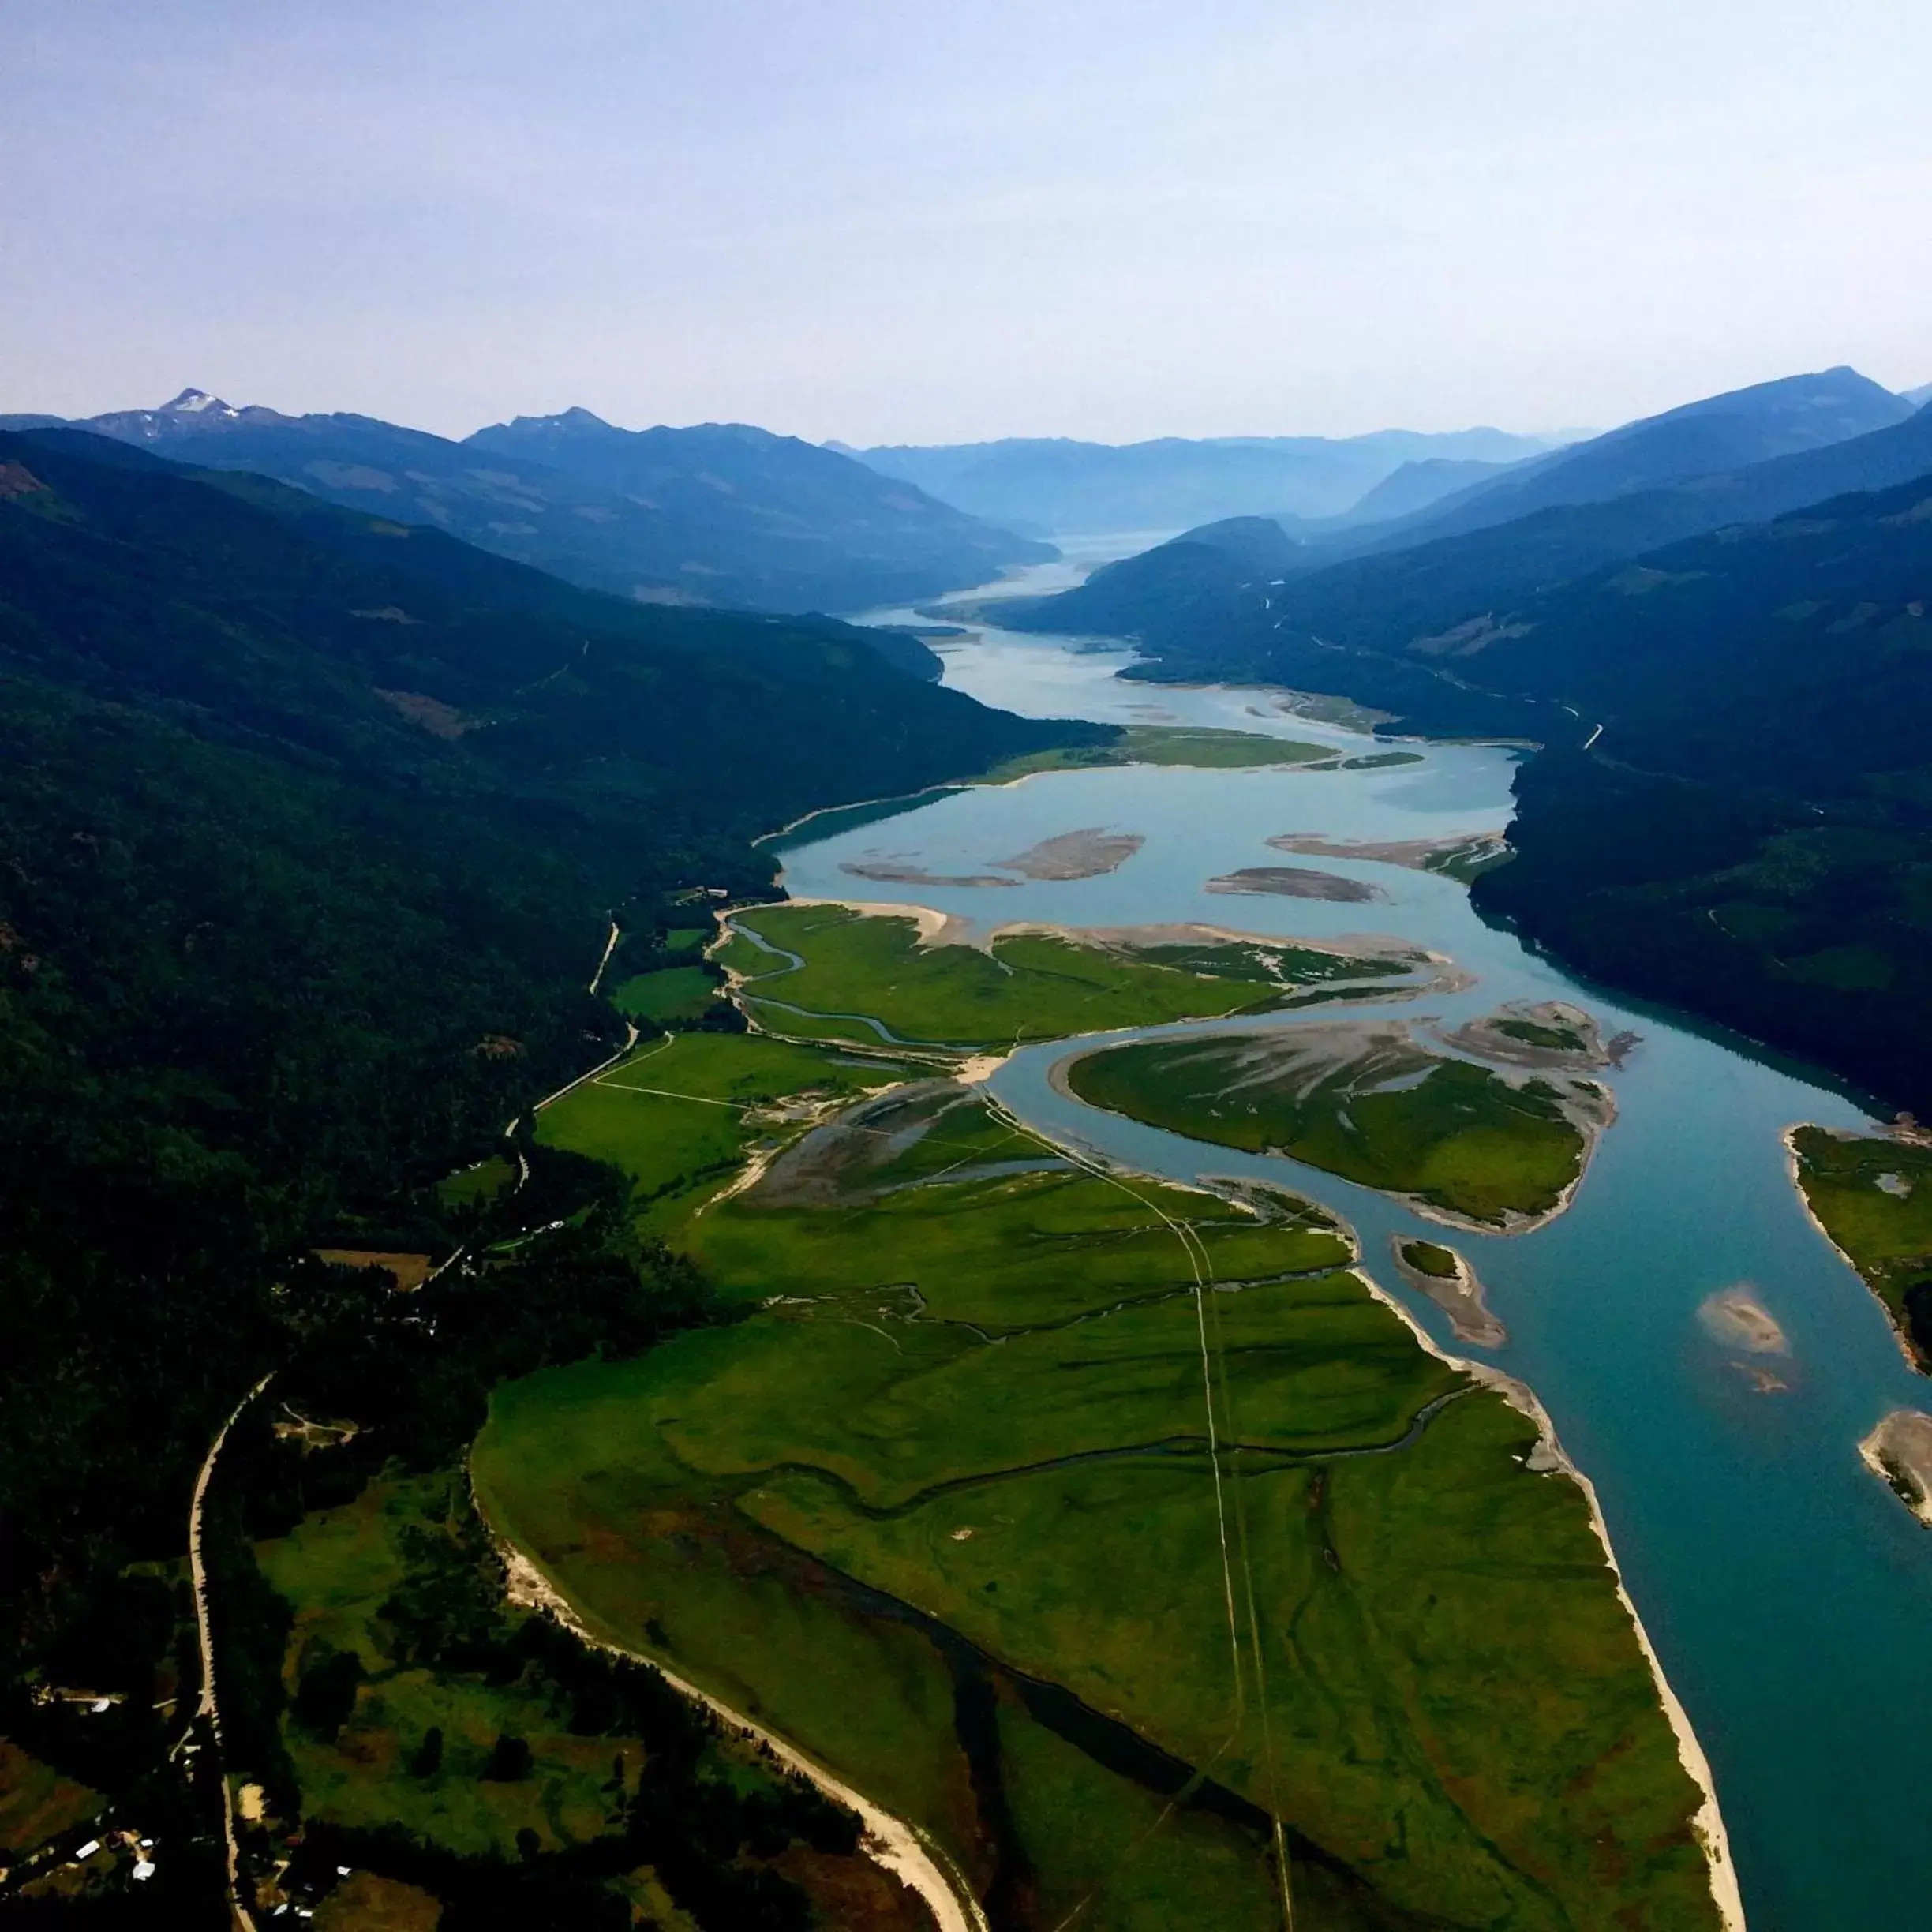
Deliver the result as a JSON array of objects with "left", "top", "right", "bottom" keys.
[{"left": 489, "top": 545, "right": 1932, "bottom": 1931}]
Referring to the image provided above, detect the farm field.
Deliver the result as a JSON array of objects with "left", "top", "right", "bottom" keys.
[
  {"left": 608, "top": 964, "right": 721, "bottom": 1025},
  {"left": 478, "top": 1080, "right": 1718, "bottom": 1930}
]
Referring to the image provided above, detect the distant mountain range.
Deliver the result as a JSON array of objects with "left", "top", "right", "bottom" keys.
[
  {"left": 994, "top": 370, "right": 1932, "bottom": 688},
  {"left": 1338, "top": 365, "right": 1911, "bottom": 551},
  {"left": 0, "top": 391, "right": 1053, "bottom": 613},
  {"left": 976, "top": 364, "right": 1932, "bottom": 1114},
  {"left": 836, "top": 426, "right": 1563, "bottom": 534}
]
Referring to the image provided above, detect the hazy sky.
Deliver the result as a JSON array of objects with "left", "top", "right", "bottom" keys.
[{"left": 6, "top": 1, "right": 1928, "bottom": 444}]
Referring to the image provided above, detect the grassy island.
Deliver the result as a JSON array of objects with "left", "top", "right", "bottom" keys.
[
  {"left": 723, "top": 902, "right": 1409, "bottom": 1051},
  {"left": 1065, "top": 1024, "right": 1599, "bottom": 1226},
  {"left": 1788, "top": 1125, "right": 1932, "bottom": 1369},
  {"left": 485, "top": 1057, "right": 1720, "bottom": 1929},
  {"left": 978, "top": 722, "right": 1337, "bottom": 781},
  {"left": 1398, "top": 1238, "right": 1459, "bottom": 1278}
]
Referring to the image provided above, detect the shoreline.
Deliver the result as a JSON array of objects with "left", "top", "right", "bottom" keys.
[
  {"left": 1780, "top": 1124, "right": 1926, "bottom": 1375},
  {"left": 483, "top": 1506, "right": 988, "bottom": 1932},
  {"left": 1342, "top": 1267, "right": 1747, "bottom": 1932},
  {"left": 977, "top": 1072, "right": 1743, "bottom": 1930}
]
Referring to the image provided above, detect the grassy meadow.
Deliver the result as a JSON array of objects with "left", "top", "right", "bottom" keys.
[{"left": 725, "top": 902, "right": 1394, "bottom": 1051}]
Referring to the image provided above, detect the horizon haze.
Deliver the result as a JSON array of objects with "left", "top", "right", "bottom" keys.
[{"left": 5, "top": 0, "right": 1929, "bottom": 444}]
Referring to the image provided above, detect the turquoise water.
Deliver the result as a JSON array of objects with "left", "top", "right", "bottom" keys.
[{"left": 775, "top": 559, "right": 1932, "bottom": 1929}]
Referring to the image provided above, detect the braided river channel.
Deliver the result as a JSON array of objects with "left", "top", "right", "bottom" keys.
[{"left": 769, "top": 542, "right": 1932, "bottom": 1929}]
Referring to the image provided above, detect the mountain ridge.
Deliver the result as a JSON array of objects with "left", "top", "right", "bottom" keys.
[{"left": 0, "top": 389, "right": 1052, "bottom": 613}]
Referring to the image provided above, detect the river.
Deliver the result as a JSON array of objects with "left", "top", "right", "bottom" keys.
[{"left": 772, "top": 545, "right": 1932, "bottom": 1930}]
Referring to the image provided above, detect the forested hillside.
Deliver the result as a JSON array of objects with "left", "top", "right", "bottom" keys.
[
  {"left": 2, "top": 391, "right": 1052, "bottom": 613},
  {"left": 998, "top": 449, "right": 1932, "bottom": 1112},
  {"left": 0, "top": 428, "right": 1099, "bottom": 1914}
]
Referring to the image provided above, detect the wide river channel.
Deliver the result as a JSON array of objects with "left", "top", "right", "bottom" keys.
[{"left": 765, "top": 541, "right": 1932, "bottom": 1929}]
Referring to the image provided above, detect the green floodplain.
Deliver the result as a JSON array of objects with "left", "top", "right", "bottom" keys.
[
  {"left": 722, "top": 900, "right": 1411, "bottom": 1053},
  {"left": 1065, "top": 1029, "right": 1597, "bottom": 1227},
  {"left": 1787, "top": 1125, "right": 1932, "bottom": 1369},
  {"left": 979, "top": 722, "right": 1340, "bottom": 781},
  {"left": 465, "top": 927, "right": 1720, "bottom": 1928}
]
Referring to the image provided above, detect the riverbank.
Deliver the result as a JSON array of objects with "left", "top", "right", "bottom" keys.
[{"left": 489, "top": 1533, "right": 984, "bottom": 1932}]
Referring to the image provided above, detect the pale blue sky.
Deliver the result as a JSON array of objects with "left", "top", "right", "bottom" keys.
[{"left": 5, "top": 1, "right": 1927, "bottom": 442}]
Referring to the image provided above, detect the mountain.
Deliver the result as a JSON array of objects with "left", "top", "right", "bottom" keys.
[
  {"left": 0, "top": 424, "right": 1099, "bottom": 1877},
  {"left": 1, "top": 390, "right": 1052, "bottom": 613},
  {"left": 996, "top": 391, "right": 1932, "bottom": 698},
  {"left": 1462, "top": 470, "right": 1932, "bottom": 1114},
  {"left": 842, "top": 426, "right": 1559, "bottom": 533},
  {"left": 1333, "top": 455, "right": 1522, "bottom": 525},
  {"left": 998, "top": 437, "right": 1932, "bottom": 1112},
  {"left": 1358, "top": 365, "right": 1911, "bottom": 549},
  {"left": 1907, "top": 382, "right": 1932, "bottom": 406}
]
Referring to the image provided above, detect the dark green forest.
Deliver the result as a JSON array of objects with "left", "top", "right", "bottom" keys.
[{"left": 0, "top": 428, "right": 1101, "bottom": 1916}]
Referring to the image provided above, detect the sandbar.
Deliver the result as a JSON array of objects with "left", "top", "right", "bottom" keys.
[
  {"left": 1268, "top": 830, "right": 1507, "bottom": 873},
  {"left": 841, "top": 859, "right": 1020, "bottom": 889},
  {"left": 1859, "top": 1408, "right": 1932, "bottom": 1526},
  {"left": 1698, "top": 1285, "right": 1789, "bottom": 1355},
  {"left": 993, "top": 827, "right": 1144, "bottom": 879},
  {"left": 1205, "top": 865, "right": 1386, "bottom": 903},
  {"left": 1442, "top": 1000, "right": 1615, "bottom": 1072},
  {"left": 1389, "top": 1235, "right": 1507, "bottom": 1348}
]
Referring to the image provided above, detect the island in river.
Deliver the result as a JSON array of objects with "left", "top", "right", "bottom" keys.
[{"left": 1061, "top": 1016, "right": 1614, "bottom": 1232}]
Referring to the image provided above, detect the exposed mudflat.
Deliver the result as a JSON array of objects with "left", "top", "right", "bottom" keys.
[
  {"left": 841, "top": 859, "right": 1020, "bottom": 889},
  {"left": 994, "top": 827, "right": 1145, "bottom": 879},
  {"left": 1205, "top": 865, "right": 1386, "bottom": 903},
  {"left": 1267, "top": 830, "right": 1507, "bottom": 873}
]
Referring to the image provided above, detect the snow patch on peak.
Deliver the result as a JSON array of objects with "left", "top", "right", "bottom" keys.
[{"left": 162, "top": 388, "right": 235, "bottom": 416}]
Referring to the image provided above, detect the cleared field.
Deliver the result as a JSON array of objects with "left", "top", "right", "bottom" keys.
[
  {"left": 477, "top": 1083, "right": 1717, "bottom": 1930},
  {"left": 256, "top": 1473, "right": 646, "bottom": 1858},
  {"left": 0, "top": 1739, "right": 101, "bottom": 1860},
  {"left": 727, "top": 902, "right": 1373, "bottom": 1050},
  {"left": 1066, "top": 1027, "right": 1595, "bottom": 1226},
  {"left": 608, "top": 964, "right": 719, "bottom": 1024},
  {"left": 1788, "top": 1125, "right": 1932, "bottom": 1368}
]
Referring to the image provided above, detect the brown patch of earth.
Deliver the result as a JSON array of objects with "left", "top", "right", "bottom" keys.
[
  {"left": 374, "top": 688, "right": 478, "bottom": 739},
  {"left": 776, "top": 1844, "right": 939, "bottom": 1932},
  {"left": 313, "top": 1250, "right": 434, "bottom": 1291},
  {"left": 313, "top": 1870, "right": 443, "bottom": 1931}
]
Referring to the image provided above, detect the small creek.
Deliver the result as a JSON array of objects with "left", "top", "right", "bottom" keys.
[{"left": 761, "top": 545, "right": 1932, "bottom": 1930}]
